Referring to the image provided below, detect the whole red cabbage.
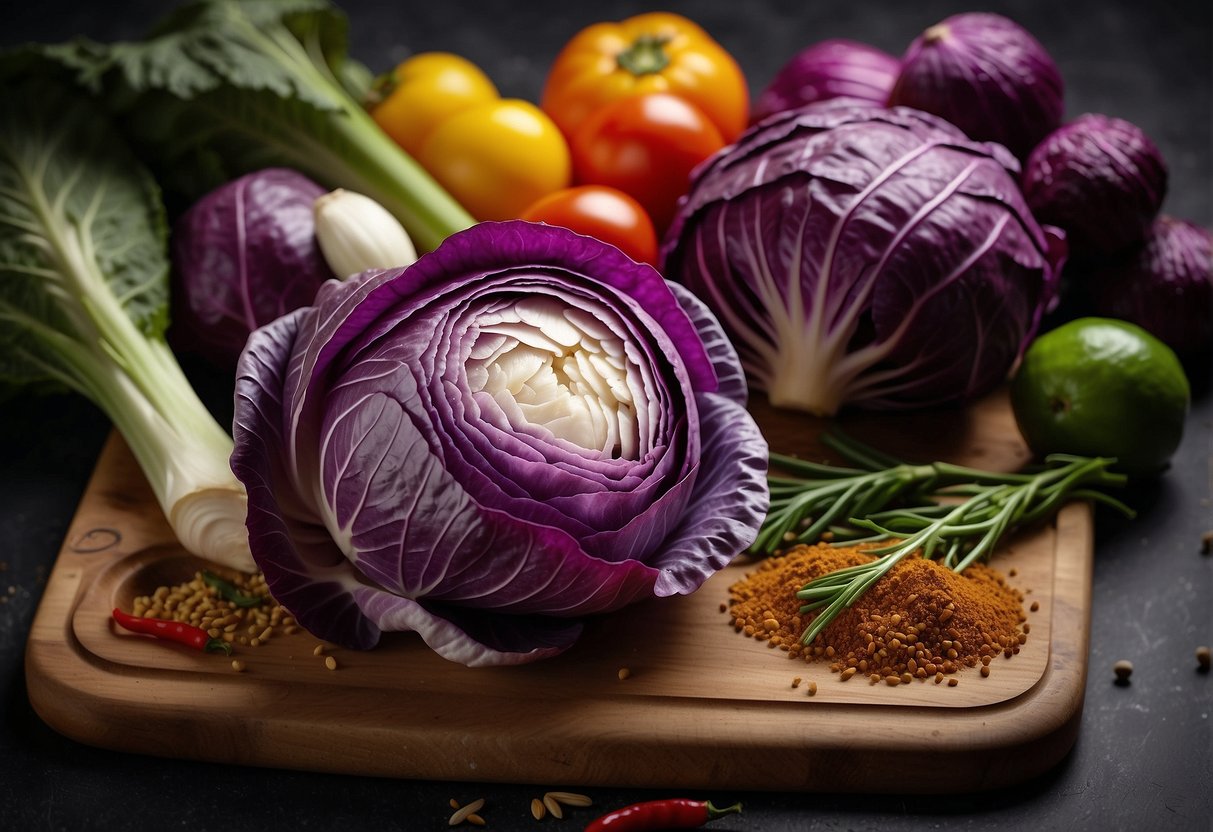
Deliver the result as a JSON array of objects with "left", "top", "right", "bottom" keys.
[
  {"left": 1022, "top": 114, "right": 1168, "bottom": 260},
  {"left": 887, "top": 12, "right": 1064, "bottom": 159},
  {"left": 752, "top": 39, "right": 900, "bottom": 124},
  {"left": 660, "top": 100, "right": 1065, "bottom": 417},
  {"left": 231, "top": 221, "right": 769, "bottom": 666},
  {"left": 1089, "top": 216, "right": 1212, "bottom": 355},
  {"left": 171, "top": 168, "right": 334, "bottom": 368}
]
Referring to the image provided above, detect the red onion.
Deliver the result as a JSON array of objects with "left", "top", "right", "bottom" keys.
[
  {"left": 1023, "top": 113, "right": 1168, "bottom": 259},
  {"left": 751, "top": 39, "right": 899, "bottom": 124},
  {"left": 887, "top": 12, "right": 1064, "bottom": 159},
  {"left": 1089, "top": 216, "right": 1212, "bottom": 355}
]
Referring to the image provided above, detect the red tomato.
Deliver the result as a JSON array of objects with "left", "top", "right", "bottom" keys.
[
  {"left": 569, "top": 92, "right": 726, "bottom": 233},
  {"left": 520, "top": 185, "right": 659, "bottom": 266}
]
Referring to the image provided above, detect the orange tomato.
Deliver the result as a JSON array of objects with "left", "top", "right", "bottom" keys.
[
  {"left": 520, "top": 185, "right": 659, "bottom": 265},
  {"left": 541, "top": 12, "right": 749, "bottom": 144},
  {"left": 569, "top": 93, "right": 725, "bottom": 233}
]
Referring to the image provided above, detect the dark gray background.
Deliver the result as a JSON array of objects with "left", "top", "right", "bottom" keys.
[{"left": 2, "top": 1, "right": 1209, "bottom": 830}]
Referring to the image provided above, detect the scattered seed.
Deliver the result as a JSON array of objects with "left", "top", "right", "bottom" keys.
[
  {"left": 791, "top": 676, "right": 802, "bottom": 688},
  {"left": 617, "top": 667, "right": 631, "bottom": 681},
  {"left": 806, "top": 681, "right": 818, "bottom": 696},
  {"left": 1196, "top": 646, "right": 1210, "bottom": 672},
  {"left": 980, "top": 665, "right": 991, "bottom": 678},
  {"left": 466, "top": 814, "right": 485, "bottom": 827},
  {"left": 449, "top": 799, "right": 461, "bottom": 810},
  {"left": 230, "top": 659, "right": 246, "bottom": 673},
  {"left": 542, "top": 795, "right": 563, "bottom": 819},
  {"left": 947, "top": 678, "right": 958, "bottom": 687},
  {"left": 1030, "top": 601, "right": 1040, "bottom": 612},
  {"left": 1201, "top": 531, "right": 1213, "bottom": 554},
  {"left": 530, "top": 798, "right": 546, "bottom": 820},
  {"left": 1113, "top": 659, "right": 1133, "bottom": 684},
  {"left": 545, "top": 791, "right": 592, "bottom": 808},
  {"left": 313, "top": 644, "right": 326, "bottom": 657},
  {"left": 839, "top": 667, "right": 857, "bottom": 681},
  {"left": 448, "top": 798, "right": 485, "bottom": 826},
  {"left": 324, "top": 655, "right": 338, "bottom": 671}
]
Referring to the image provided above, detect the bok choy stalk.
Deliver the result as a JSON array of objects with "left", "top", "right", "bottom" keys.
[
  {"left": 0, "top": 61, "right": 254, "bottom": 572},
  {"left": 80, "top": 0, "right": 474, "bottom": 253}
]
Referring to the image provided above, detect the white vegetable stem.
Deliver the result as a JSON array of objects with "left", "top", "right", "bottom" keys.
[
  {"left": 314, "top": 189, "right": 418, "bottom": 279},
  {"left": 25, "top": 185, "right": 254, "bottom": 572}
]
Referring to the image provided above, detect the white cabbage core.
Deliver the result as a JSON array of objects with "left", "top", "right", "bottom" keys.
[{"left": 466, "top": 297, "right": 640, "bottom": 459}]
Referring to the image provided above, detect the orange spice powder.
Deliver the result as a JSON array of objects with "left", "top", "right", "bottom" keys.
[{"left": 727, "top": 543, "right": 1027, "bottom": 686}]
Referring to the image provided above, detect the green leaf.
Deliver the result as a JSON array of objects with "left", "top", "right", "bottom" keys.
[
  {"left": 0, "top": 48, "right": 253, "bottom": 570},
  {"left": 0, "top": 55, "right": 168, "bottom": 394},
  {"left": 91, "top": 0, "right": 473, "bottom": 251}
]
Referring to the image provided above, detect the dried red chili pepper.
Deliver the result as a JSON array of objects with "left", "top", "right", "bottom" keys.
[
  {"left": 584, "top": 799, "right": 741, "bottom": 831},
  {"left": 111, "top": 608, "right": 232, "bottom": 655}
]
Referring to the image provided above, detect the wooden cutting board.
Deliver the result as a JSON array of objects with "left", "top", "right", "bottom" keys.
[{"left": 25, "top": 388, "right": 1094, "bottom": 793}]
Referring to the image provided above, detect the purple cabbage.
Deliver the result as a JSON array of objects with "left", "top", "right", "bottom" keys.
[
  {"left": 230, "top": 221, "right": 769, "bottom": 666},
  {"left": 1089, "top": 216, "right": 1212, "bottom": 355},
  {"left": 887, "top": 12, "right": 1064, "bottom": 160},
  {"left": 660, "top": 100, "right": 1065, "bottom": 416},
  {"left": 1022, "top": 114, "right": 1168, "bottom": 260},
  {"left": 171, "top": 168, "right": 334, "bottom": 368},
  {"left": 751, "top": 39, "right": 900, "bottom": 124}
]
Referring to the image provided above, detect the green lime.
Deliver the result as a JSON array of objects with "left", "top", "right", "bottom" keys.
[{"left": 1010, "top": 317, "right": 1190, "bottom": 476}]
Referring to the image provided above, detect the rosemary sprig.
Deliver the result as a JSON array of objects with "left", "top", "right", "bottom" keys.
[
  {"left": 755, "top": 431, "right": 1044, "bottom": 556},
  {"left": 793, "top": 452, "right": 1135, "bottom": 646},
  {"left": 754, "top": 430, "right": 1135, "bottom": 646}
]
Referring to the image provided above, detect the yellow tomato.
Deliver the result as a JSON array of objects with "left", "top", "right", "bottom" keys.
[
  {"left": 370, "top": 52, "right": 500, "bottom": 157},
  {"left": 418, "top": 100, "right": 572, "bottom": 222}
]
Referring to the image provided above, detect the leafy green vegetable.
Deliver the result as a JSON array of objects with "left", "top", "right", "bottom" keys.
[
  {"left": 756, "top": 432, "right": 1135, "bottom": 646},
  {"left": 202, "top": 571, "right": 264, "bottom": 607},
  {"left": 78, "top": 0, "right": 474, "bottom": 253},
  {"left": 0, "top": 55, "right": 253, "bottom": 571}
]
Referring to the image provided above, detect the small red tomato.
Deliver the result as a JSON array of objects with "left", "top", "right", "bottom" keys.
[
  {"left": 519, "top": 185, "right": 659, "bottom": 265},
  {"left": 569, "top": 92, "right": 726, "bottom": 233}
]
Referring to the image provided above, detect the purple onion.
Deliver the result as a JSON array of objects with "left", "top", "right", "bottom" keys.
[
  {"left": 751, "top": 39, "right": 900, "bottom": 124},
  {"left": 170, "top": 168, "right": 334, "bottom": 369},
  {"left": 887, "top": 12, "right": 1064, "bottom": 159},
  {"left": 1089, "top": 216, "right": 1212, "bottom": 355},
  {"left": 1022, "top": 113, "right": 1168, "bottom": 259}
]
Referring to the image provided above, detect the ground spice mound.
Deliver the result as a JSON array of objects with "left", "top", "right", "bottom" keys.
[{"left": 728, "top": 543, "right": 1028, "bottom": 685}]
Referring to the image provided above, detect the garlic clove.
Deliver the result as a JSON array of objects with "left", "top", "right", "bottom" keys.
[{"left": 314, "top": 188, "right": 418, "bottom": 278}]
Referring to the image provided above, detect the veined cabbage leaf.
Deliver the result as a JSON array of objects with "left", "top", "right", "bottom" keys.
[{"left": 0, "top": 57, "right": 253, "bottom": 570}]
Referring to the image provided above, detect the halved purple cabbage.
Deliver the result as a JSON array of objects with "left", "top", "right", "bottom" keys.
[
  {"left": 231, "top": 221, "right": 769, "bottom": 666},
  {"left": 752, "top": 39, "right": 900, "bottom": 124},
  {"left": 660, "top": 100, "right": 1065, "bottom": 416},
  {"left": 1022, "top": 114, "right": 1168, "bottom": 260},
  {"left": 887, "top": 12, "right": 1064, "bottom": 160},
  {"left": 171, "top": 168, "right": 334, "bottom": 368}
]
